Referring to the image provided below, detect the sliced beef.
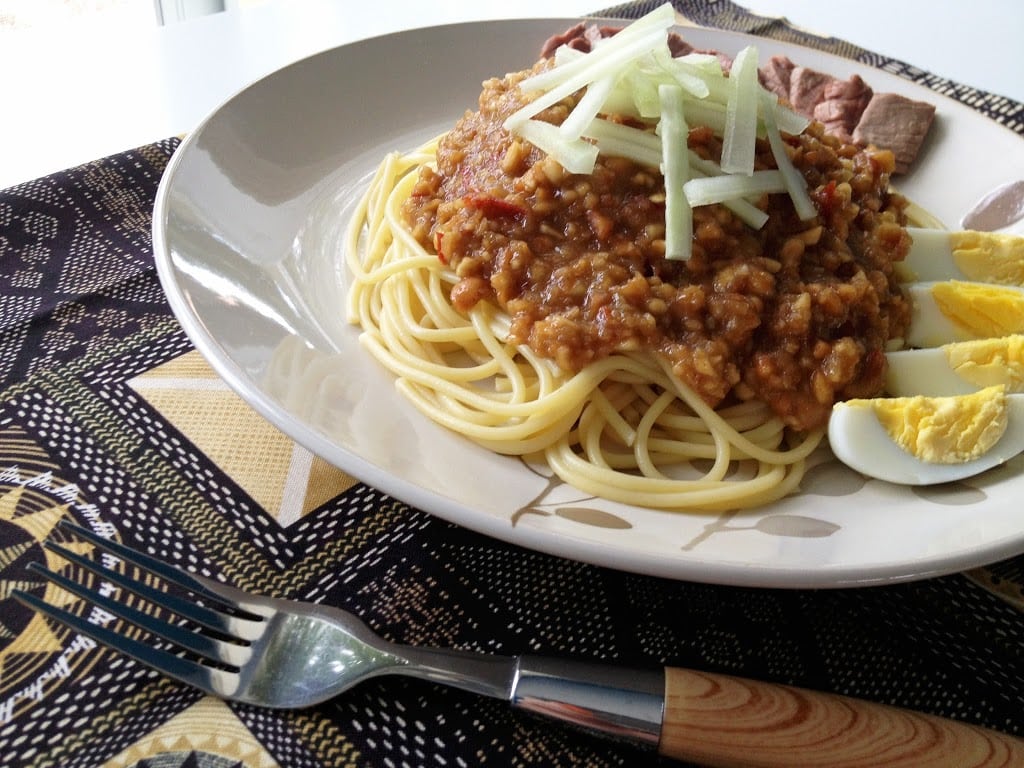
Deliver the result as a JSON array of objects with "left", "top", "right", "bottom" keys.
[
  {"left": 539, "top": 21, "right": 587, "bottom": 58},
  {"left": 759, "top": 55, "right": 795, "bottom": 101},
  {"left": 540, "top": 23, "right": 720, "bottom": 65},
  {"left": 539, "top": 22, "right": 623, "bottom": 57},
  {"left": 667, "top": 33, "right": 695, "bottom": 58},
  {"left": 759, "top": 60, "right": 872, "bottom": 142},
  {"left": 853, "top": 93, "right": 936, "bottom": 173},
  {"left": 787, "top": 66, "right": 837, "bottom": 116},
  {"left": 758, "top": 57, "right": 925, "bottom": 170},
  {"left": 813, "top": 75, "right": 873, "bottom": 142}
]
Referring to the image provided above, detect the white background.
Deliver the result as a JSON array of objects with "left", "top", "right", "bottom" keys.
[{"left": 1, "top": 0, "right": 1021, "bottom": 188}]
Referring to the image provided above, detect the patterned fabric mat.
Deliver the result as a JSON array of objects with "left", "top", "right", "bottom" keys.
[{"left": 1, "top": 2, "right": 1022, "bottom": 766}]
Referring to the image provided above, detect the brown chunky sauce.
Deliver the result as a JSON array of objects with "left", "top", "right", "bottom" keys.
[{"left": 403, "top": 63, "right": 911, "bottom": 432}]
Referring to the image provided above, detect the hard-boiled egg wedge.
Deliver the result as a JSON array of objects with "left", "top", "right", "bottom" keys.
[
  {"left": 885, "top": 335, "right": 1024, "bottom": 396},
  {"left": 828, "top": 386, "right": 1024, "bottom": 485},
  {"left": 835, "top": 229, "right": 1024, "bottom": 483},
  {"left": 898, "top": 227, "right": 1024, "bottom": 284},
  {"left": 904, "top": 280, "right": 1024, "bottom": 348}
]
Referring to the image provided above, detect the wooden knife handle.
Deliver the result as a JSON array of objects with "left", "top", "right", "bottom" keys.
[{"left": 659, "top": 667, "right": 1024, "bottom": 767}]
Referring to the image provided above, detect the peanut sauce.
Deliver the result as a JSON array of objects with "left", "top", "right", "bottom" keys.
[{"left": 403, "top": 63, "right": 911, "bottom": 432}]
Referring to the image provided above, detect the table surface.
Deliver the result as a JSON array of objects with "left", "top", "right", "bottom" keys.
[{"left": 1, "top": 0, "right": 1022, "bottom": 190}]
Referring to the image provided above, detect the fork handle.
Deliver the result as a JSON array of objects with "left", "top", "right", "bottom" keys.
[
  {"left": 659, "top": 666, "right": 1024, "bottom": 767},
  {"left": 511, "top": 659, "right": 1024, "bottom": 766}
]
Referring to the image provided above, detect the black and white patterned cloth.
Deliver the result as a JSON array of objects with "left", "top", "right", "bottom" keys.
[{"left": 0, "top": 2, "right": 1021, "bottom": 767}]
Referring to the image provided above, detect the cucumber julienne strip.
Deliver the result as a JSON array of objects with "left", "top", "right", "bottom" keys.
[{"left": 658, "top": 83, "right": 692, "bottom": 261}]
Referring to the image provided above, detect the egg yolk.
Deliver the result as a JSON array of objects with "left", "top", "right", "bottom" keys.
[
  {"left": 945, "top": 335, "right": 1024, "bottom": 391},
  {"left": 951, "top": 231, "right": 1024, "bottom": 284},
  {"left": 867, "top": 385, "right": 1008, "bottom": 464},
  {"left": 931, "top": 281, "right": 1024, "bottom": 339}
]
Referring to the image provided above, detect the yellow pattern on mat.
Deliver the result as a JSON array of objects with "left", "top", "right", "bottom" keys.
[
  {"left": 101, "top": 696, "right": 279, "bottom": 768},
  {"left": 129, "top": 351, "right": 357, "bottom": 524}
]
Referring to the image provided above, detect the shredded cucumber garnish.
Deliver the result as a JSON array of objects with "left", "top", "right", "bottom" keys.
[
  {"left": 684, "top": 170, "right": 787, "bottom": 207},
  {"left": 720, "top": 45, "right": 760, "bottom": 176},
  {"left": 583, "top": 118, "right": 663, "bottom": 167},
  {"left": 760, "top": 90, "right": 817, "bottom": 221},
  {"left": 505, "top": 2, "right": 817, "bottom": 259},
  {"left": 658, "top": 84, "right": 692, "bottom": 260},
  {"left": 517, "top": 119, "right": 599, "bottom": 174},
  {"left": 559, "top": 73, "right": 619, "bottom": 138},
  {"left": 651, "top": 47, "right": 711, "bottom": 99}
]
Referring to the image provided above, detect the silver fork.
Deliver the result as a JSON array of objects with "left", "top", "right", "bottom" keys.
[{"left": 14, "top": 520, "right": 1024, "bottom": 768}]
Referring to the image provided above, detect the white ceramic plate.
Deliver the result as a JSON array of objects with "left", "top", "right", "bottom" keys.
[{"left": 153, "top": 18, "right": 1024, "bottom": 588}]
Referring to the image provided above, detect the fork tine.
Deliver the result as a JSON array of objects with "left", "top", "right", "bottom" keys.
[
  {"left": 25, "top": 561, "right": 252, "bottom": 668},
  {"left": 56, "top": 520, "right": 259, "bottom": 616},
  {"left": 11, "top": 588, "right": 237, "bottom": 697},
  {"left": 43, "top": 539, "right": 266, "bottom": 641}
]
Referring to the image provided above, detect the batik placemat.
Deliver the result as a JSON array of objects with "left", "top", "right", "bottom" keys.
[{"left": 1, "top": 2, "right": 1022, "bottom": 767}]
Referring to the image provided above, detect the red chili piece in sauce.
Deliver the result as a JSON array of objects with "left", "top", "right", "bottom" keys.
[{"left": 462, "top": 195, "right": 527, "bottom": 219}]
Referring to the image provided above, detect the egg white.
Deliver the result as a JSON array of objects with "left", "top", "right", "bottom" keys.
[
  {"left": 885, "top": 348, "right": 983, "bottom": 396},
  {"left": 827, "top": 394, "right": 1024, "bottom": 485},
  {"left": 904, "top": 281, "right": 1024, "bottom": 349},
  {"left": 898, "top": 228, "right": 961, "bottom": 282}
]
